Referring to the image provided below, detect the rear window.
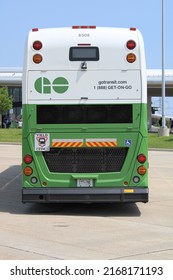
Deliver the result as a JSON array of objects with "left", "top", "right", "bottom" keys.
[
  {"left": 37, "top": 104, "right": 132, "bottom": 124},
  {"left": 69, "top": 47, "right": 99, "bottom": 61}
]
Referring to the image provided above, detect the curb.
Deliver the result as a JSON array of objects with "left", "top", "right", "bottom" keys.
[
  {"left": 149, "top": 148, "right": 173, "bottom": 152},
  {"left": 0, "top": 142, "right": 21, "bottom": 145}
]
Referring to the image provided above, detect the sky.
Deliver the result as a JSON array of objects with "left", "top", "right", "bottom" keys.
[{"left": 0, "top": 0, "right": 173, "bottom": 69}]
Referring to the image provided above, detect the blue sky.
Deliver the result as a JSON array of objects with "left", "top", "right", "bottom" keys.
[{"left": 0, "top": 0, "right": 173, "bottom": 69}]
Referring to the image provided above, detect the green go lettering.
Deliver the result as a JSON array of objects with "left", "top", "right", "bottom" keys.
[
  {"left": 34, "top": 77, "right": 69, "bottom": 94},
  {"left": 34, "top": 77, "right": 51, "bottom": 94}
]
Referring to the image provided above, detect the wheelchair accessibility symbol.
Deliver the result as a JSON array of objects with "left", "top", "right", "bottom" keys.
[{"left": 125, "top": 139, "right": 132, "bottom": 147}]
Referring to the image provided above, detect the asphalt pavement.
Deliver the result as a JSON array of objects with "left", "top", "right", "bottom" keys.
[{"left": 0, "top": 144, "right": 173, "bottom": 260}]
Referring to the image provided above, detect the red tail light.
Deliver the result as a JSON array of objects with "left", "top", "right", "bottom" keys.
[
  {"left": 126, "top": 40, "right": 136, "bottom": 50},
  {"left": 33, "top": 41, "right": 42, "bottom": 50},
  {"left": 137, "top": 154, "right": 147, "bottom": 164},
  {"left": 24, "top": 154, "right": 33, "bottom": 164}
]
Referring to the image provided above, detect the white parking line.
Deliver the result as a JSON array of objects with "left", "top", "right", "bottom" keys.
[{"left": 0, "top": 172, "right": 22, "bottom": 191}]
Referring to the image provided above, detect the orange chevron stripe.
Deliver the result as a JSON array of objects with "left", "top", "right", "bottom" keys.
[
  {"left": 86, "top": 142, "right": 96, "bottom": 147},
  {"left": 52, "top": 141, "right": 117, "bottom": 148},
  {"left": 86, "top": 142, "right": 95, "bottom": 147},
  {"left": 77, "top": 142, "right": 84, "bottom": 147},
  {"left": 66, "top": 142, "right": 73, "bottom": 147},
  {"left": 52, "top": 142, "right": 61, "bottom": 147},
  {"left": 61, "top": 142, "right": 67, "bottom": 147},
  {"left": 52, "top": 141, "right": 83, "bottom": 148},
  {"left": 108, "top": 141, "right": 117, "bottom": 147},
  {"left": 86, "top": 141, "right": 117, "bottom": 147},
  {"left": 97, "top": 142, "right": 103, "bottom": 147},
  {"left": 102, "top": 142, "right": 107, "bottom": 147}
]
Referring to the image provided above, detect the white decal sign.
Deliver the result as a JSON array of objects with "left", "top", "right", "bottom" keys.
[{"left": 34, "top": 133, "right": 50, "bottom": 151}]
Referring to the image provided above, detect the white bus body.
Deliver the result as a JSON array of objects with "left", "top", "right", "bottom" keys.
[{"left": 23, "top": 26, "right": 146, "bottom": 105}]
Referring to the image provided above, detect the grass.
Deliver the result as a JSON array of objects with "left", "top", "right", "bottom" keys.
[
  {"left": 148, "top": 133, "right": 173, "bottom": 149},
  {"left": 0, "top": 128, "right": 173, "bottom": 149},
  {"left": 0, "top": 128, "right": 22, "bottom": 143}
]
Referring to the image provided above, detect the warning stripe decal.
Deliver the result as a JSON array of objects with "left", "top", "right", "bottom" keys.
[
  {"left": 52, "top": 139, "right": 83, "bottom": 148},
  {"left": 86, "top": 138, "right": 117, "bottom": 147},
  {"left": 52, "top": 139, "right": 117, "bottom": 148},
  {"left": 86, "top": 141, "right": 117, "bottom": 147},
  {"left": 52, "top": 142, "right": 83, "bottom": 148}
]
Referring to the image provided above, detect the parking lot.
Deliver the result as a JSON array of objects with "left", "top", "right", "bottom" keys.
[{"left": 0, "top": 144, "right": 173, "bottom": 260}]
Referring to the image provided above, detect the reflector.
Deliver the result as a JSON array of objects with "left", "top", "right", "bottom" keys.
[{"left": 124, "top": 189, "right": 134, "bottom": 193}]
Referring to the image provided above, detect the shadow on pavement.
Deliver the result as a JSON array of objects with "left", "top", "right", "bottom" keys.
[{"left": 0, "top": 166, "right": 141, "bottom": 217}]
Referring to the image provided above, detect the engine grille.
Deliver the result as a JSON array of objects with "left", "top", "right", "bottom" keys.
[{"left": 43, "top": 147, "right": 128, "bottom": 173}]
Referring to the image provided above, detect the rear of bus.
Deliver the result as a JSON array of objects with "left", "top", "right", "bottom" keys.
[{"left": 22, "top": 26, "right": 148, "bottom": 203}]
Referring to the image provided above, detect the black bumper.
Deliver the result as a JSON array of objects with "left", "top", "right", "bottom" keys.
[{"left": 22, "top": 187, "right": 148, "bottom": 203}]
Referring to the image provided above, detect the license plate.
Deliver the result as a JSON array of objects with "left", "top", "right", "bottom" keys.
[{"left": 77, "top": 179, "right": 93, "bottom": 187}]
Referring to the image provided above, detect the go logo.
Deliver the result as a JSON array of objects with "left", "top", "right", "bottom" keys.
[{"left": 34, "top": 77, "right": 69, "bottom": 94}]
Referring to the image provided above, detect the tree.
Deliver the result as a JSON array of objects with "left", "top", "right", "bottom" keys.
[{"left": 0, "top": 87, "right": 13, "bottom": 127}]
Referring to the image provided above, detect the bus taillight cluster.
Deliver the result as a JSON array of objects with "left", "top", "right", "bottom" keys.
[
  {"left": 133, "top": 153, "right": 147, "bottom": 183},
  {"left": 32, "top": 40, "right": 43, "bottom": 64},
  {"left": 137, "top": 153, "right": 147, "bottom": 176},
  {"left": 23, "top": 154, "right": 38, "bottom": 184},
  {"left": 23, "top": 154, "right": 33, "bottom": 176},
  {"left": 126, "top": 39, "right": 136, "bottom": 63}
]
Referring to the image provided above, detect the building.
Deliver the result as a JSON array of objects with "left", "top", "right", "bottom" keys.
[
  {"left": 0, "top": 68, "right": 22, "bottom": 127},
  {"left": 0, "top": 67, "right": 173, "bottom": 128},
  {"left": 147, "top": 69, "right": 173, "bottom": 128}
]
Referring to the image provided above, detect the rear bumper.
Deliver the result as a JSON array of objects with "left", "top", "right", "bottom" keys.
[{"left": 22, "top": 187, "right": 148, "bottom": 203}]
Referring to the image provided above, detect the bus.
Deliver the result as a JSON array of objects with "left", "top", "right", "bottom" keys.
[{"left": 22, "top": 26, "right": 148, "bottom": 203}]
